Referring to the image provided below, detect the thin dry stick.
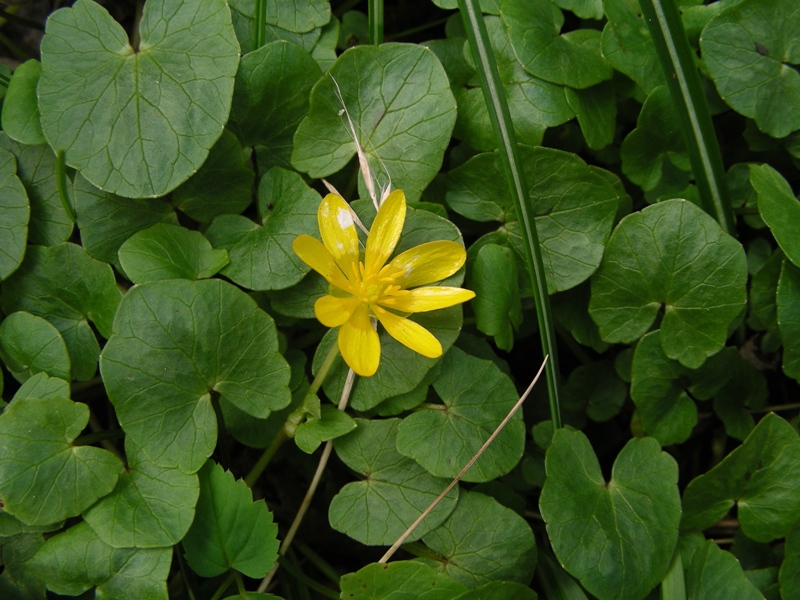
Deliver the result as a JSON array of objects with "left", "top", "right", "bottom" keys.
[
  {"left": 258, "top": 368, "right": 358, "bottom": 592},
  {"left": 378, "top": 355, "right": 550, "bottom": 564}
]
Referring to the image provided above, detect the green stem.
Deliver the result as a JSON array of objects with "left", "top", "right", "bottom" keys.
[
  {"left": 174, "top": 545, "right": 198, "bottom": 600},
  {"left": 295, "top": 542, "right": 341, "bottom": 586},
  {"left": 368, "top": 0, "right": 384, "bottom": 45},
  {"left": 234, "top": 571, "right": 247, "bottom": 596},
  {"left": 277, "top": 556, "right": 340, "bottom": 599},
  {"left": 254, "top": 0, "right": 267, "bottom": 50},
  {"left": 0, "top": 31, "right": 32, "bottom": 60},
  {"left": 209, "top": 572, "right": 236, "bottom": 600},
  {"left": 0, "top": 8, "right": 44, "bottom": 31},
  {"left": 388, "top": 17, "right": 449, "bottom": 42},
  {"left": 638, "top": 0, "right": 735, "bottom": 236},
  {"left": 457, "top": 0, "right": 562, "bottom": 428},
  {"left": 660, "top": 548, "right": 686, "bottom": 600},
  {"left": 245, "top": 429, "right": 286, "bottom": 487},
  {"left": 55, "top": 150, "right": 76, "bottom": 224}
]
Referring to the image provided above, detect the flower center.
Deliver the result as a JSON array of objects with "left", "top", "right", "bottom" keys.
[{"left": 352, "top": 263, "right": 408, "bottom": 306}]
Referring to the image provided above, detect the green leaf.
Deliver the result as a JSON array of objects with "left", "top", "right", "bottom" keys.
[
  {"left": 73, "top": 173, "right": 177, "bottom": 269},
  {"left": 565, "top": 82, "right": 617, "bottom": 150},
  {"left": 329, "top": 418, "right": 459, "bottom": 545},
  {"left": 118, "top": 223, "right": 229, "bottom": 283},
  {"left": 101, "top": 279, "right": 291, "bottom": 473},
  {"left": 396, "top": 348, "right": 524, "bottom": 483},
  {"left": 601, "top": 0, "right": 664, "bottom": 93},
  {"left": 621, "top": 86, "right": 689, "bottom": 192},
  {"left": 589, "top": 199, "right": 747, "bottom": 368},
  {"left": 454, "top": 581, "right": 538, "bottom": 599},
  {"left": 540, "top": 430, "right": 681, "bottom": 600},
  {"left": 38, "top": 0, "right": 240, "bottom": 198},
  {"left": 293, "top": 43, "right": 456, "bottom": 203},
  {"left": 12, "top": 372, "right": 70, "bottom": 403},
  {"left": 206, "top": 167, "right": 321, "bottom": 290},
  {"left": 29, "top": 521, "right": 171, "bottom": 599},
  {"left": 752, "top": 164, "right": 800, "bottom": 268},
  {"left": 502, "top": 0, "right": 612, "bottom": 88},
  {"left": 0, "top": 146, "right": 29, "bottom": 281},
  {"left": 183, "top": 460, "right": 279, "bottom": 578},
  {"left": 780, "top": 525, "right": 800, "bottom": 599},
  {"left": 454, "top": 17, "right": 573, "bottom": 150},
  {"left": 294, "top": 404, "right": 357, "bottom": 454},
  {"left": 447, "top": 146, "right": 619, "bottom": 294},
  {"left": 419, "top": 490, "right": 536, "bottom": 587},
  {"left": 778, "top": 259, "right": 800, "bottom": 383},
  {"left": 700, "top": 0, "right": 800, "bottom": 138},
  {"left": 469, "top": 243, "right": 522, "bottom": 351},
  {"left": 83, "top": 437, "right": 199, "bottom": 548},
  {"left": 553, "top": 284, "right": 609, "bottom": 353},
  {"left": 0, "top": 137, "right": 72, "bottom": 247},
  {"left": 713, "top": 357, "right": 767, "bottom": 441},
  {"left": 1, "top": 60, "right": 45, "bottom": 146},
  {"left": 561, "top": 361, "right": 626, "bottom": 423},
  {"left": 229, "top": 0, "right": 331, "bottom": 53},
  {"left": 2, "top": 242, "right": 122, "bottom": 380},
  {"left": 554, "top": 0, "right": 603, "bottom": 19},
  {"left": 228, "top": 41, "right": 322, "bottom": 166},
  {"left": 681, "top": 413, "right": 800, "bottom": 542},
  {"left": 0, "top": 311, "right": 71, "bottom": 382},
  {"left": 686, "top": 541, "right": 764, "bottom": 600},
  {"left": 749, "top": 247, "right": 783, "bottom": 334},
  {"left": 0, "top": 396, "right": 122, "bottom": 526},
  {"left": 171, "top": 130, "right": 254, "bottom": 223},
  {"left": 340, "top": 561, "right": 468, "bottom": 600},
  {"left": 0, "top": 533, "right": 46, "bottom": 599},
  {"left": 266, "top": 271, "right": 327, "bottom": 319}
]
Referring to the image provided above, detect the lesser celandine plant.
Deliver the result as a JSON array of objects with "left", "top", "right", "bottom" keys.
[{"left": 1, "top": 0, "right": 800, "bottom": 598}]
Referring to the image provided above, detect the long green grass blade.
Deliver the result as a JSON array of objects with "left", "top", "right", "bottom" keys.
[
  {"left": 639, "top": 0, "right": 735, "bottom": 236},
  {"left": 368, "top": 0, "right": 384, "bottom": 45},
  {"left": 456, "top": 0, "right": 562, "bottom": 428},
  {"left": 253, "top": 0, "right": 267, "bottom": 49},
  {"left": 660, "top": 548, "right": 687, "bottom": 600}
]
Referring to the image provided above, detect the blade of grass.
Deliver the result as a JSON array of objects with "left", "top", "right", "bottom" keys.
[
  {"left": 368, "top": 0, "right": 384, "bottom": 45},
  {"left": 253, "top": 0, "right": 267, "bottom": 49},
  {"left": 639, "top": 0, "right": 735, "bottom": 236},
  {"left": 660, "top": 548, "right": 687, "bottom": 600},
  {"left": 456, "top": 0, "right": 561, "bottom": 428}
]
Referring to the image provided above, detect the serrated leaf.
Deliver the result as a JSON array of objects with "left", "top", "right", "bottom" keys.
[
  {"left": 118, "top": 223, "right": 229, "bottom": 283},
  {"left": 171, "top": 130, "right": 253, "bottom": 223},
  {"left": 751, "top": 163, "right": 800, "bottom": 268},
  {"left": 100, "top": 279, "right": 291, "bottom": 473},
  {"left": 293, "top": 43, "right": 456, "bottom": 203},
  {"left": 777, "top": 259, "right": 800, "bottom": 382},
  {"left": 83, "top": 437, "right": 199, "bottom": 548},
  {"left": 540, "top": 430, "right": 681, "bottom": 600},
  {"left": 502, "top": 0, "right": 612, "bottom": 88},
  {"left": 447, "top": 146, "right": 619, "bottom": 293},
  {"left": 183, "top": 460, "right": 279, "bottom": 578},
  {"left": 228, "top": 41, "right": 321, "bottom": 167},
  {"left": 0, "top": 136, "right": 71, "bottom": 247},
  {"left": 2, "top": 242, "right": 122, "bottom": 380},
  {"left": 1, "top": 60, "right": 45, "bottom": 145},
  {"left": 396, "top": 348, "right": 524, "bottom": 483},
  {"left": 601, "top": 0, "right": 664, "bottom": 93},
  {"left": 38, "top": 0, "right": 240, "bottom": 198},
  {"left": 0, "top": 311, "right": 70, "bottom": 382},
  {"left": 589, "top": 199, "right": 747, "bottom": 368},
  {"left": 469, "top": 243, "right": 521, "bottom": 351},
  {"left": 0, "top": 146, "right": 29, "bottom": 281},
  {"left": 681, "top": 413, "right": 800, "bottom": 542},
  {"left": 0, "top": 396, "right": 122, "bottom": 526},
  {"left": 206, "top": 167, "right": 321, "bottom": 291},
  {"left": 700, "top": 0, "right": 800, "bottom": 138},
  {"left": 419, "top": 490, "right": 536, "bottom": 587},
  {"left": 340, "top": 561, "right": 467, "bottom": 600},
  {"left": 73, "top": 173, "right": 177, "bottom": 269},
  {"left": 329, "top": 418, "right": 459, "bottom": 545},
  {"left": 294, "top": 404, "right": 357, "bottom": 454},
  {"left": 686, "top": 541, "right": 763, "bottom": 600},
  {"left": 29, "top": 521, "right": 171, "bottom": 599}
]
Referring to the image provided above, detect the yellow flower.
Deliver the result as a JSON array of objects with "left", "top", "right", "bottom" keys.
[{"left": 293, "top": 190, "right": 475, "bottom": 377}]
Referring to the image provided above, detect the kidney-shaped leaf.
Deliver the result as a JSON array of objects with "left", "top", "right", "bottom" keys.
[
  {"left": 752, "top": 164, "right": 800, "bottom": 269},
  {"left": 340, "top": 561, "right": 467, "bottom": 600},
  {"left": 1, "top": 60, "right": 45, "bottom": 145},
  {"left": 0, "top": 147, "right": 28, "bottom": 282},
  {"left": 38, "top": 0, "right": 240, "bottom": 198},
  {"left": 539, "top": 430, "right": 681, "bottom": 600},
  {"left": 0, "top": 311, "right": 70, "bottom": 382},
  {"left": 182, "top": 460, "right": 279, "bottom": 579},
  {"left": 590, "top": 199, "right": 747, "bottom": 368},
  {"left": 396, "top": 348, "right": 524, "bottom": 483},
  {"left": 681, "top": 412, "right": 800, "bottom": 542},
  {"left": 293, "top": 43, "right": 456, "bottom": 203},
  {"left": 100, "top": 279, "right": 291, "bottom": 473},
  {"left": 329, "top": 418, "right": 459, "bottom": 546},
  {"left": 0, "top": 396, "right": 122, "bottom": 526},
  {"left": 686, "top": 540, "right": 764, "bottom": 600},
  {"left": 83, "top": 437, "right": 199, "bottom": 548}
]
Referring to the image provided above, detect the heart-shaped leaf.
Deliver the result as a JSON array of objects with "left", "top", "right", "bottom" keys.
[
  {"left": 0, "top": 146, "right": 29, "bottom": 281},
  {"left": 38, "top": 0, "right": 240, "bottom": 198},
  {"left": 0, "top": 311, "right": 71, "bottom": 382},
  {"left": 686, "top": 540, "right": 764, "bottom": 599},
  {"left": 1, "top": 60, "right": 45, "bottom": 146}
]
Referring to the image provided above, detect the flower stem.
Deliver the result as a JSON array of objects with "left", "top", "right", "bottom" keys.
[{"left": 368, "top": 0, "right": 384, "bottom": 45}]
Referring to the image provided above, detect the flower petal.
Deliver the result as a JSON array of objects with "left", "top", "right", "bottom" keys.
[
  {"left": 374, "top": 308, "right": 442, "bottom": 359},
  {"left": 378, "top": 286, "right": 475, "bottom": 313},
  {"left": 390, "top": 240, "right": 467, "bottom": 288},
  {"left": 365, "top": 189, "right": 405, "bottom": 276},
  {"left": 315, "top": 295, "right": 361, "bottom": 328},
  {"left": 339, "top": 304, "right": 380, "bottom": 377},
  {"left": 318, "top": 193, "right": 360, "bottom": 279},
  {"left": 292, "top": 235, "right": 351, "bottom": 291}
]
